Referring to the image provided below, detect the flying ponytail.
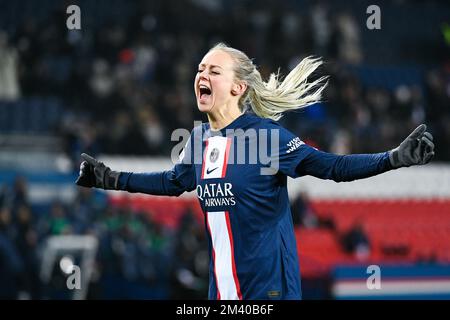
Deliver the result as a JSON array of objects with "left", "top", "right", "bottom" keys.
[{"left": 210, "top": 43, "right": 328, "bottom": 121}]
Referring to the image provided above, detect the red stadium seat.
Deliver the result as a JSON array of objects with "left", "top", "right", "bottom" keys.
[
  {"left": 110, "top": 196, "right": 450, "bottom": 267},
  {"left": 308, "top": 199, "right": 450, "bottom": 264}
]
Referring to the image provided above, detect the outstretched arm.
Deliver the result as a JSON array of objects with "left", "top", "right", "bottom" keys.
[
  {"left": 75, "top": 153, "right": 196, "bottom": 196},
  {"left": 296, "top": 149, "right": 391, "bottom": 182},
  {"left": 296, "top": 124, "right": 435, "bottom": 182},
  {"left": 118, "top": 167, "right": 196, "bottom": 196}
]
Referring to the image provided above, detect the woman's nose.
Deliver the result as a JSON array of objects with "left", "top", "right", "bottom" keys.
[{"left": 198, "top": 71, "right": 209, "bottom": 80}]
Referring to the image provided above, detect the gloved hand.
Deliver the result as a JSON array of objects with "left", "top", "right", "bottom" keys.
[
  {"left": 389, "top": 124, "right": 435, "bottom": 168},
  {"left": 75, "top": 153, "right": 121, "bottom": 190}
]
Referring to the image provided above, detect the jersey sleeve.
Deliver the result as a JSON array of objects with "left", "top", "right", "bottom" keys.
[
  {"left": 295, "top": 148, "right": 392, "bottom": 182},
  {"left": 267, "top": 122, "right": 316, "bottom": 178},
  {"left": 268, "top": 122, "right": 392, "bottom": 181},
  {"left": 118, "top": 130, "right": 197, "bottom": 196}
]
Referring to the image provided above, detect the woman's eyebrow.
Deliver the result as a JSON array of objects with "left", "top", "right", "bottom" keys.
[{"left": 199, "top": 63, "right": 223, "bottom": 69}]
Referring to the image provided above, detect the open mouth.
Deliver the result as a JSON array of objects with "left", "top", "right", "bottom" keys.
[{"left": 199, "top": 85, "right": 212, "bottom": 100}]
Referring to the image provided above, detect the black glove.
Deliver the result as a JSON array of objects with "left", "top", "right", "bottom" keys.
[
  {"left": 389, "top": 124, "right": 435, "bottom": 168},
  {"left": 75, "top": 153, "right": 120, "bottom": 190}
]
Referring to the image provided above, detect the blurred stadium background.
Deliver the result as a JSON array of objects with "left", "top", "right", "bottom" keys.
[{"left": 0, "top": 0, "right": 449, "bottom": 299}]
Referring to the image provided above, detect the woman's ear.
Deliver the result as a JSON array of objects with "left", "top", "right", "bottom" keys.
[{"left": 231, "top": 81, "right": 248, "bottom": 96}]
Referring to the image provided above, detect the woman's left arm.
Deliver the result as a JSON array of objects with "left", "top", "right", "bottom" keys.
[{"left": 296, "top": 124, "right": 435, "bottom": 182}]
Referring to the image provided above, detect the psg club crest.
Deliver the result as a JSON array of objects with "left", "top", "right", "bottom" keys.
[{"left": 210, "top": 148, "right": 220, "bottom": 163}]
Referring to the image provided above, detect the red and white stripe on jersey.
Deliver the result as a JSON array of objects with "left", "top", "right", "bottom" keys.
[
  {"left": 202, "top": 137, "right": 239, "bottom": 299},
  {"left": 206, "top": 211, "right": 242, "bottom": 300},
  {"left": 201, "top": 136, "right": 231, "bottom": 180}
]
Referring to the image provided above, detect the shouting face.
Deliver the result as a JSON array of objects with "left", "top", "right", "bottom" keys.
[{"left": 194, "top": 49, "right": 242, "bottom": 114}]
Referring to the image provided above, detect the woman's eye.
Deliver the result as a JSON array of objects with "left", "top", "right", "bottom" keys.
[{"left": 197, "top": 69, "right": 219, "bottom": 75}]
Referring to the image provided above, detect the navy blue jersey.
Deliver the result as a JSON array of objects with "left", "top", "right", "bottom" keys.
[{"left": 119, "top": 113, "right": 392, "bottom": 300}]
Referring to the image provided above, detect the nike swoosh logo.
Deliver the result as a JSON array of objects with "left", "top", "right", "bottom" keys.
[{"left": 206, "top": 167, "right": 219, "bottom": 174}]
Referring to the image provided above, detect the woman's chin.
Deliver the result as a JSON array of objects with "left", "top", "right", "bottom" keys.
[{"left": 197, "top": 102, "right": 211, "bottom": 113}]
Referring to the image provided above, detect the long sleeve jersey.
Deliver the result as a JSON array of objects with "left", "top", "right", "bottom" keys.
[{"left": 118, "top": 113, "right": 392, "bottom": 300}]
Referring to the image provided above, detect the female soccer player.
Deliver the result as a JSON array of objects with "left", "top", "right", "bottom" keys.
[{"left": 76, "top": 43, "right": 435, "bottom": 300}]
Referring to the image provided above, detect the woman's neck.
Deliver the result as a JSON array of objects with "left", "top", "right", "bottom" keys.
[{"left": 207, "top": 105, "right": 243, "bottom": 131}]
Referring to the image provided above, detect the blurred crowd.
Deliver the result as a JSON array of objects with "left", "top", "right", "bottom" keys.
[
  {"left": 0, "top": 177, "right": 209, "bottom": 299},
  {"left": 0, "top": 0, "right": 448, "bottom": 162}
]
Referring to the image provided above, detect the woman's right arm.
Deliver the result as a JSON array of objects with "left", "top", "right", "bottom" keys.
[
  {"left": 118, "top": 163, "right": 196, "bottom": 196},
  {"left": 76, "top": 153, "right": 196, "bottom": 197},
  {"left": 76, "top": 127, "right": 201, "bottom": 196}
]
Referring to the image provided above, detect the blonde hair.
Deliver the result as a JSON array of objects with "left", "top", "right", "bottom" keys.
[{"left": 209, "top": 43, "right": 328, "bottom": 121}]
